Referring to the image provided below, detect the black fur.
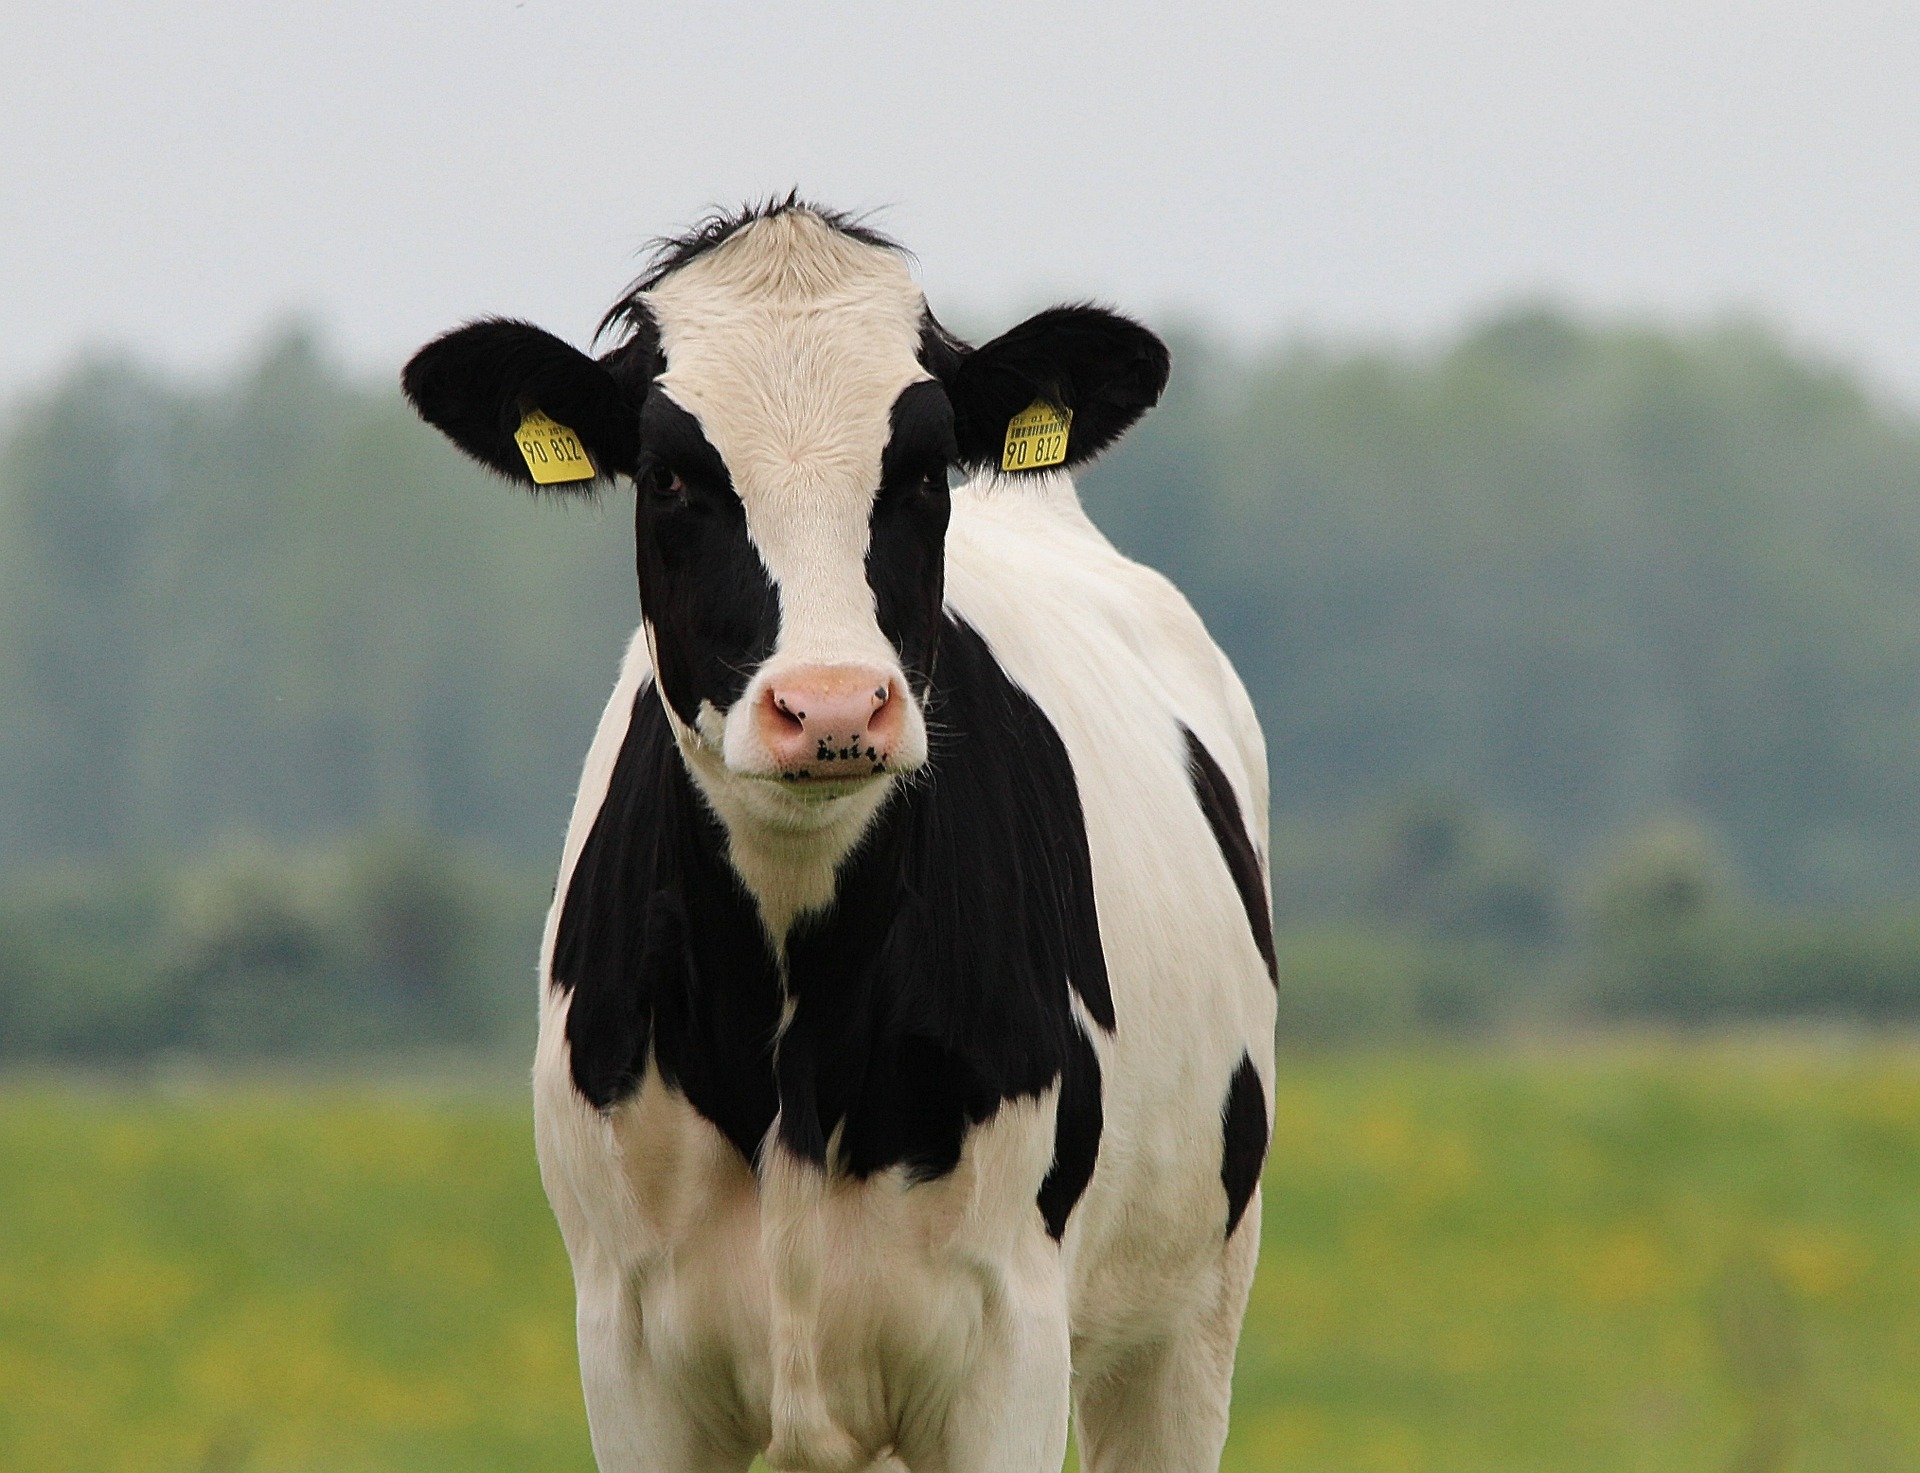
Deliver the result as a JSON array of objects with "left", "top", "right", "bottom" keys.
[
  {"left": 632, "top": 391, "right": 781, "bottom": 726},
  {"left": 596, "top": 307, "right": 663, "bottom": 409},
  {"left": 946, "top": 305, "right": 1171, "bottom": 474},
  {"left": 1183, "top": 726, "right": 1277, "bottom": 986},
  {"left": 1220, "top": 1051, "right": 1268, "bottom": 1238},
  {"left": 1037, "top": 1022, "right": 1104, "bottom": 1240},
  {"left": 916, "top": 310, "right": 970, "bottom": 384},
  {"left": 551, "top": 617, "right": 1110, "bottom": 1235},
  {"left": 551, "top": 684, "right": 780, "bottom": 1149},
  {"left": 401, "top": 319, "right": 645, "bottom": 488},
  {"left": 868, "top": 380, "right": 958, "bottom": 692}
]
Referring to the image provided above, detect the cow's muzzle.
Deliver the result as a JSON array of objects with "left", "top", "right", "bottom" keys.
[{"left": 749, "top": 663, "right": 906, "bottom": 784}]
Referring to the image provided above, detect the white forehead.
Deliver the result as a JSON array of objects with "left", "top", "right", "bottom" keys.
[
  {"left": 641, "top": 210, "right": 930, "bottom": 501},
  {"left": 641, "top": 210, "right": 932, "bottom": 670}
]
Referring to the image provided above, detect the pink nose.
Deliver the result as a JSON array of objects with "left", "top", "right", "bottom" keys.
[{"left": 757, "top": 664, "right": 903, "bottom": 779}]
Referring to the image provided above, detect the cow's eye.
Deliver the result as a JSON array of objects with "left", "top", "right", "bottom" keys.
[
  {"left": 889, "top": 468, "right": 946, "bottom": 499},
  {"left": 646, "top": 464, "right": 687, "bottom": 505}
]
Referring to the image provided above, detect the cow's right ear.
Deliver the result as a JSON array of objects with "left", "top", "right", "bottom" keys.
[{"left": 401, "top": 318, "right": 647, "bottom": 489}]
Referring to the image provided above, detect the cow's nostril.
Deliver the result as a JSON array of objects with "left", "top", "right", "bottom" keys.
[{"left": 768, "top": 690, "right": 806, "bottom": 730}]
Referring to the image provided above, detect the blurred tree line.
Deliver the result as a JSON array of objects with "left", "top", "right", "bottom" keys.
[
  {"left": 0, "top": 830, "right": 543, "bottom": 1060},
  {"left": 5, "top": 309, "right": 1920, "bottom": 1059}
]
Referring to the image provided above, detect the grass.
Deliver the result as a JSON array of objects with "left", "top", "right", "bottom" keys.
[
  {"left": 1234, "top": 1040, "right": 1920, "bottom": 1472},
  {"left": 2, "top": 1039, "right": 1916, "bottom": 1471}
]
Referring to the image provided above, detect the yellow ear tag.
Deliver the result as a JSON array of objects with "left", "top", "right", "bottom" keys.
[
  {"left": 1001, "top": 400, "right": 1073, "bottom": 472},
  {"left": 513, "top": 409, "right": 596, "bottom": 485}
]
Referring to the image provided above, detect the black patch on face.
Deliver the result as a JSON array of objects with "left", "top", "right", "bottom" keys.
[
  {"left": 633, "top": 392, "right": 780, "bottom": 725},
  {"left": 1220, "top": 1051, "right": 1268, "bottom": 1238},
  {"left": 551, "top": 617, "right": 1110, "bottom": 1238},
  {"left": 1182, "top": 726, "right": 1278, "bottom": 987},
  {"left": 867, "top": 380, "right": 957, "bottom": 690},
  {"left": 595, "top": 310, "right": 663, "bottom": 408},
  {"left": 915, "top": 309, "right": 969, "bottom": 383}
]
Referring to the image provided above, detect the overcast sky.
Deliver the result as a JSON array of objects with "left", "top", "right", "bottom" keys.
[{"left": 6, "top": 1, "right": 1918, "bottom": 408}]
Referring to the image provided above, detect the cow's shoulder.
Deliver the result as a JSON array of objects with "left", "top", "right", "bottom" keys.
[
  {"left": 943, "top": 472, "right": 1277, "bottom": 1087},
  {"left": 943, "top": 472, "right": 1266, "bottom": 832},
  {"left": 544, "top": 644, "right": 785, "bottom": 1159}
]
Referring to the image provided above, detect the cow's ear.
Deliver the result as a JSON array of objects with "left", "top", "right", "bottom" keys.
[
  {"left": 946, "top": 305, "right": 1170, "bottom": 474},
  {"left": 401, "top": 318, "right": 648, "bottom": 489}
]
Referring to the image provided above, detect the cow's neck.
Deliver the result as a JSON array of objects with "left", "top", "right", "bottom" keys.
[
  {"left": 678, "top": 741, "right": 898, "bottom": 947},
  {"left": 556, "top": 619, "right": 1108, "bottom": 1199}
]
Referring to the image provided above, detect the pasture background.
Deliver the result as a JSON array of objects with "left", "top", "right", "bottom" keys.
[
  {"left": 5, "top": 1043, "right": 1917, "bottom": 1472},
  {"left": 6, "top": 309, "right": 1920, "bottom": 1471},
  {"left": 8, "top": 6, "right": 1920, "bottom": 1467}
]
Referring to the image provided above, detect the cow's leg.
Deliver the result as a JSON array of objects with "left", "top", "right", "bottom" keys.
[
  {"left": 1072, "top": 1189, "right": 1261, "bottom": 1473},
  {"left": 575, "top": 1267, "right": 756, "bottom": 1473},
  {"left": 916, "top": 1249, "right": 1073, "bottom": 1473}
]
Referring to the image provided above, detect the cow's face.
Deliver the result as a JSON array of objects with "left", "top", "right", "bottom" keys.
[
  {"left": 403, "top": 203, "right": 1168, "bottom": 831},
  {"left": 629, "top": 213, "right": 948, "bottom": 804}
]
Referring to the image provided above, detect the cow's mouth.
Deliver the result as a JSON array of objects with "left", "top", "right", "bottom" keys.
[{"left": 766, "top": 763, "right": 894, "bottom": 795}]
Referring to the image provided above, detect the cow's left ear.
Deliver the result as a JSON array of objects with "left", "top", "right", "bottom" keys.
[
  {"left": 946, "top": 305, "right": 1170, "bottom": 473},
  {"left": 401, "top": 318, "right": 647, "bottom": 489}
]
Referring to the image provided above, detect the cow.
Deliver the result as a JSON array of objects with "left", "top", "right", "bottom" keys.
[{"left": 401, "top": 197, "right": 1276, "bottom": 1473}]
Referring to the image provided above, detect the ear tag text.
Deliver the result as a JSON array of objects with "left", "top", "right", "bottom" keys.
[
  {"left": 1002, "top": 400, "right": 1072, "bottom": 471},
  {"left": 514, "top": 409, "right": 596, "bottom": 485}
]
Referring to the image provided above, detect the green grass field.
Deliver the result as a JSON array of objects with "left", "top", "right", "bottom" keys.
[{"left": 3, "top": 1042, "right": 1916, "bottom": 1472}]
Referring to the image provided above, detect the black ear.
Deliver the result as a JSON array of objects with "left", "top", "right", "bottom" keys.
[
  {"left": 947, "top": 305, "right": 1170, "bottom": 473},
  {"left": 401, "top": 318, "right": 649, "bottom": 488}
]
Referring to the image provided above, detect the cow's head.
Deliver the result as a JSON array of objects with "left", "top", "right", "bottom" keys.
[{"left": 403, "top": 200, "right": 1168, "bottom": 836}]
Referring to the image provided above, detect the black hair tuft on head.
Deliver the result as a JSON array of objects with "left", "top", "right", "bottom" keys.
[{"left": 597, "top": 191, "right": 904, "bottom": 345}]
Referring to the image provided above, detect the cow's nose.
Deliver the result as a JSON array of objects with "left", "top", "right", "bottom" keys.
[{"left": 757, "top": 664, "right": 904, "bottom": 779}]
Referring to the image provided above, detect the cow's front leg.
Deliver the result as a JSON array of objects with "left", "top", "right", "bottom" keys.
[
  {"left": 1072, "top": 1190, "right": 1261, "bottom": 1473},
  {"left": 575, "top": 1260, "right": 758, "bottom": 1473},
  {"left": 913, "top": 1238, "right": 1072, "bottom": 1473}
]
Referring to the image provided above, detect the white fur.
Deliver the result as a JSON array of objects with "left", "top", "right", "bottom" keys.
[{"left": 533, "top": 215, "right": 1275, "bottom": 1473}]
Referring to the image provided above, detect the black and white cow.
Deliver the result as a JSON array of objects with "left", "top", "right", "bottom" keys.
[{"left": 402, "top": 199, "right": 1276, "bottom": 1473}]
